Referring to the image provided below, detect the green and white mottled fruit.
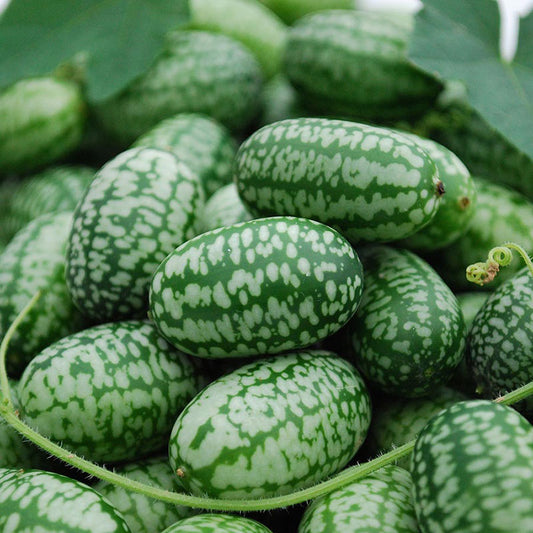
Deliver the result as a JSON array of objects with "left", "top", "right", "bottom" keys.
[
  {"left": 284, "top": 11, "right": 441, "bottom": 121},
  {"left": 199, "top": 183, "right": 252, "bottom": 232},
  {"left": 66, "top": 147, "right": 204, "bottom": 322},
  {"left": 0, "top": 211, "right": 83, "bottom": 376},
  {"left": 189, "top": 0, "right": 287, "bottom": 79},
  {"left": 259, "top": 0, "right": 353, "bottom": 25},
  {"left": 468, "top": 267, "right": 533, "bottom": 416},
  {"left": 235, "top": 118, "right": 443, "bottom": 243},
  {"left": 428, "top": 177, "right": 533, "bottom": 291},
  {"left": 0, "top": 468, "right": 131, "bottom": 532},
  {"left": 96, "top": 31, "right": 262, "bottom": 145},
  {"left": 133, "top": 113, "right": 237, "bottom": 198},
  {"left": 1, "top": 165, "right": 94, "bottom": 244},
  {"left": 0, "top": 381, "right": 37, "bottom": 469},
  {"left": 350, "top": 246, "right": 466, "bottom": 397},
  {"left": 162, "top": 514, "right": 272, "bottom": 533},
  {"left": 18, "top": 321, "right": 207, "bottom": 463},
  {"left": 398, "top": 133, "right": 476, "bottom": 250},
  {"left": 94, "top": 456, "right": 195, "bottom": 533},
  {"left": 368, "top": 387, "right": 467, "bottom": 469},
  {"left": 150, "top": 216, "right": 363, "bottom": 358},
  {"left": 260, "top": 74, "right": 305, "bottom": 126},
  {"left": 169, "top": 350, "right": 371, "bottom": 499},
  {"left": 0, "top": 78, "right": 85, "bottom": 175},
  {"left": 298, "top": 465, "right": 418, "bottom": 533},
  {"left": 412, "top": 400, "right": 533, "bottom": 533}
]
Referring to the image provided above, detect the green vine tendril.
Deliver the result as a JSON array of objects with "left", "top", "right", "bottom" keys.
[
  {"left": 1, "top": 292, "right": 533, "bottom": 511},
  {"left": 466, "top": 242, "right": 533, "bottom": 286}
]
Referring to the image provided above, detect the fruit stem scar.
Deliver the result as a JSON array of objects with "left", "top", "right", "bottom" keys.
[{"left": 466, "top": 242, "right": 533, "bottom": 286}]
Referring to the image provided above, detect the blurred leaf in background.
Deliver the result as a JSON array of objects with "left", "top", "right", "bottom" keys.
[
  {"left": 0, "top": 0, "right": 189, "bottom": 102},
  {"left": 409, "top": 0, "right": 533, "bottom": 162}
]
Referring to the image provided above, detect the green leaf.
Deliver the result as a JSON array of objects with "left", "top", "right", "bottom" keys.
[
  {"left": 409, "top": 0, "right": 533, "bottom": 162},
  {"left": 0, "top": 0, "right": 190, "bottom": 102}
]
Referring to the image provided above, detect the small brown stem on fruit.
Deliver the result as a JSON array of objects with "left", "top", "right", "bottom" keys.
[
  {"left": 458, "top": 196, "right": 470, "bottom": 209},
  {"left": 436, "top": 181, "right": 445, "bottom": 196},
  {"left": 176, "top": 468, "right": 186, "bottom": 478}
]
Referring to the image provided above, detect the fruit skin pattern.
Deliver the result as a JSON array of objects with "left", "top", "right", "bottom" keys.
[
  {"left": 96, "top": 31, "right": 263, "bottom": 145},
  {"left": 298, "top": 465, "right": 418, "bottom": 533},
  {"left": 18, "top": 321, "right": 207, "bottom": 463},
  {"left": 350, "top": 246, "right": 466, "bottom": 397},
  {"left": 95, "top": 456, "right": 195, "bottom": 533},
  {"left": 284, "top": 10, "right": 441, "bottom": 121},
  {"left": 168, "top": 350, "right": 371, "bottom": 499},
  {"left": 411, "top": 400, "right": 533, "bottom": 533},
  {"left": 66, "top": 147, "right": 204, "bottom": 322},
  {"left": 161, "top": 513, "right": 273, "bottom": 533},
  {"left": 397, "top": 132, "right": 476, "bottom": 251},
  {"left": 150, "top": 216, "right": 363, "bottom": 358},
  {"left": 234, "top": 118, "right": 442, "bottom": 243},
  {"left": 367, "top": 386, "right": 467, "bottom": 470},
  {"left": 199, "top": 183, "right": 252, "bottom": 232},
  {"left": 0, "top": 77, "right": 85, "bottom": 175},
  {"left": 0, "top": 468, "right": 131, "bottom": 533},
  {"left": 132, "top": 113, "right": 237, "bottom": 198},
  {"left": 0, "top": 165, "right": 94, "bottom": 245},
  {"left": 0, "top": 211, "right": 83, "bottom": 376},
  {"left": 468, "top": 267, "right": 533, "bottom": 417}
]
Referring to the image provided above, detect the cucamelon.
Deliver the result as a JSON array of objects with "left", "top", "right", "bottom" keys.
[
  {"left": 168, "top": 350, "right": 371, "bottom": 499},
  {"left": 150, "top": 216, "right": 363, "bottom": 358},
  {"left": 234, "top": 118, "right": 443, "bottom": 243}
]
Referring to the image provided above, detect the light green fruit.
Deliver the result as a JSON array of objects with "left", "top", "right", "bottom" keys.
[
  {"left": 94, "top": 456, "right": 195, "bottom": 533},
  {"left": 412, "top": 400, "right": 533, "bottom": 533},
  {"left": 189, "top": 0, "right": 287, "bottom": 79},
  {"left": 398, "top": 133, "right": 476, "bottom": 250},
  {"left": 235, "top": 118, "right": 443, "bottom": 244},
  {"left": 133, "top": 114, "right": 237, "bottom": 198},
  {"left": 368, "top": 387, "right": 467, "bottom": 470},
  {"left": 199, "top": 183, "right": 252, "bottom": 232},
  {"left": 284, "top": 10, "right": 441, "bottom": 121},
  {"left": 66, "top": 147, "right": 204, "bottom": 322},
  {"left": 150, "top": 217, "right": 363, "bottom": 358},
  {"left": 0, "top": 77, "right": 85, "bottom": 175},
  {"left": 168, "top": 351, "right": 371, "bottom": 499},
  {"left": 0, "top": 211, "right": 83, "bottom": 376},
  {"left": 96, "top": 31, "right": 263, "bottom": 145},
  {"left": 162, "top": 514, "right": 273, "bottom": 533},
  {"left": 18, "top": 321, "right": 207, "bottom": 463},
  {"left": 298, "top": 465, "right": 418, "bottom": 533},
  {"left": 0, "top": 468, "right": 131, "bottom": 532}
]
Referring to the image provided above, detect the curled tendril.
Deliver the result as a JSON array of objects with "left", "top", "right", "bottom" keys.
[{"left": 466, "top": 242, "right": 533, "bottom": 286}]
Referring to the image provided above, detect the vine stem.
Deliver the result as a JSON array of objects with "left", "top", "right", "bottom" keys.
[
  {"left": 466, "top": 242, "right": 533, "bottom": 286},
  {"left": 1, "top": 293, "right": 533, "bottom": 512}
]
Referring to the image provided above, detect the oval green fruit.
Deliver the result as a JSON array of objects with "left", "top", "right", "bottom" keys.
[
  {"left": 168, "top": 350, "right": 371, "bottom": 499},
  {"left": 235, "top": 118, "right": 443, "bottom": 243},
  {"left": 284, "top": 10, "right": 441, "bottom": 121},
  {"left": 412, "top": 400, "right": 533, "bottom": 533},
  {"left": 298, "top": 465, "right": 418, "bottom": 533},
  {"left": 66, "top": 147, "right": 204, "bottom": 321},
  {"left": 0, "top": 77, "right": 85, "bottom": 175},
  {"left": 96, "top": 31, "right": 263, "bottom": 145},
  {"left": 0, "top": 468, "right": 131, "bottom": 533},
  {"left": 18, "top": 321, "right": 207, "bottom": 463},
  {"left": 150, "top": 216, "right": 363, "bottom": 358},
  {"left": 162, "top": 514, "right": 272, "bottom": 533},
  {"left": 349, "top": 246, "right": 466, "bottom": 397}
]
